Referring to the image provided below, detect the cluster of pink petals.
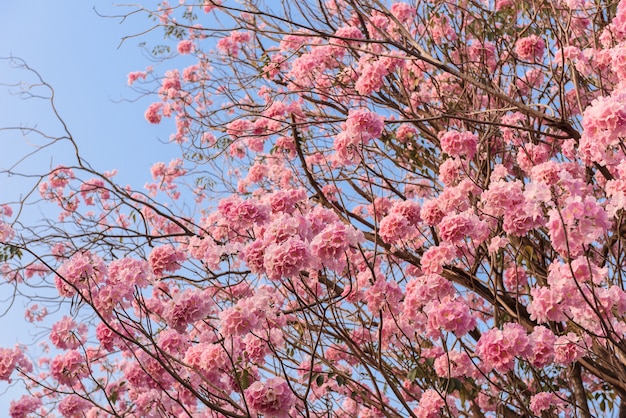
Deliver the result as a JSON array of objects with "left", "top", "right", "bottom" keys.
[
  {"left": 163, "top": 288, "right": 214, "bottom": 333},
  {"left": 438, "top": 130, "right": 478, "bottom": 159},
  {"left": 244, "top": 377, "right": 295, "bottom": 418},
  {"left": 50, "top": 350, "right": 88, "bottom": 386},
  {"left": 475, "top": 323, "right": 529, "bottom": 372},
  {"left": 0, "top": 346, "right": 32, "bottom": 382},
  {"left": 514, "top": 35, "right": 545, "bottom": 61},
  {"left": 149, "top": 244, "right": 186, "bottom": 276}
]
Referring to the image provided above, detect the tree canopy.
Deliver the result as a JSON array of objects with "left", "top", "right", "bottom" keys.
[{"left": 3, "top": 0, "right": 626, "bottom": 417}]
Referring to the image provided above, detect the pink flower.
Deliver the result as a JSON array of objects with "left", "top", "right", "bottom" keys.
[
  {"left": 363, "top": 278, "right": 403, "bottom": 313},
  {"left": 50, "top": 316, "right": 87, "bottom": 350},
  {"left": 355, "top": 59, "right": 389, "bottom": 95},
  {"left": 163, "top": 288, "right": 213, "bottom": 333},
  {"left": 96, "top": 322, "right": 118, "bottom": 352},
  {"left": 475, "top": 323, "right": 529, "bottom": 372},
  {"left": 421, "top": 199, "right": 445, "bottom": 226},
  {"left": 390, "top": 2, "right": 416, "bottom": 22},
  {"left": 503, "top": 266, "right": 528, "bottom": 290},
  {"left": 219, "top": 301, "right": 260, "bottom": 336},
  {"left": 127, "top": 70, "right": 147, "bottom": 85},
  {"left": 149, "top": 244, "right": 186, "bottom": 276},
  {"left": 0, "top": 221, "right": 14, "bottom": 242},
  {"left": 58, "top": 394, "right": 91, "bottom": 418},
  {"left": 244, "top": 378, "right": 295, "bottom": 418},
  {"left": 50, "top": 350, "right": 88, "bottom": 386},
  {"left": 438, "top": 130, "right": 478, "bottom": 159},
  {"left": 438, "top": 211, "right": 489, "bottom": 244},
  {"left": 528, "top": 287, "right": 566, "bottom": 323},
  {"left": 515, "top": 35, "right": 545, "bottom": 61},
  {"left": 420, "top": 243, "right": 458, "bottom": 275},
  {"left": 426, "top": 296, "right": 476, "bottom": 337},
  {"left": 263, "top": 237, "right": 311, "bottom": 280},
  {"left": 0, "top": 346, "right": 32, "bottom": 382},
  {"left": 9, "top": 395, "right": 42, "bottom": 418},
  {"left": 144, "top": 102, "right": 163, "bottom": 124},
  {"left": 177, "top": 39, "right": 194, "bottom": 54},
  {"left": 345, "top": 109, "right": 384, "bottom": 142},
  {"left": 547, "top": 196, "right": 610, "bottom": 257},
  {"left": 527, "top": 326, "right": 556, "bottom": 368},
  {"left": 310, "top": 222, "right": 362, "bottom": 271},
  {"left": 379, "top": 212, "right": 416, "bottom": 244},
  {"left": 554, "top": 333, "right": 587, "bottom": 365},
  {"left": 414, "top": 389, "right": 444, "bottom": 418},
  {"left": 481, "top": 180, "right": 524, "bottom": 217},
  {"left": 434, "top": 350, "right": 475, "bottom": 378},
  {"left": 217, "top": 31, "right": 251, "bottom": 56},
  {"left": 56, "top": 251, "right": 106, "bottom": 297},
  {"left": 529, "top": 392, "right": 566, "bottom": 416}
]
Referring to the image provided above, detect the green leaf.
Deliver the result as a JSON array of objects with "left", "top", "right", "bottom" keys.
[{"left": 316, "top": 374, "right": 325, "bottom": 387}]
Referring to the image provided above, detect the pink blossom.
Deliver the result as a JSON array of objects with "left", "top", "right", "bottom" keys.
[
  {"left": 403, "top": 274, "right": 455, "bottom": 314},
  {"left": 414, "top": 389, "right": 444, "bottom": 418},
  {"left": 148, "top": 244, "right": 186, "bottom": 276},
  {"left": 503, "top": 266, "right": 528, "bottom": 290},
  {"left": 58, "top": 394, "right": 92, "bottom": 418},
  {"left": 426, "top": 296, "right": 476, "bottom": 337},
  {"left": 217, "top": 31, "right": 251, "bottom": 56},
  {"left": 529, "top": 392, "right": 566, "bottom": 416},
  {"left": 379, "top": 212, "right": 416, "bottom": 244},
  {"left": 528, "top": 286, "right": 566, "bottom": 323},
  {"left": 263, "top": 237, "right": 311, "bottom": 280},
  {"left": 50, "top": 350, "right": 88, "bottom": 386},
  {"left": 244, "top": 378, "right": 295, "bottom": 418},
  {"left": 475, "top": 323, "right": 529, "bottom": 372},
  {"left": 269, "top": 188, "right": 307, "bottom": 214},
  {"left": 434, "top": 350, "right": 475, "bottom": 378},
  {"left": 177, "top": 39, "right": 194, "bottom": 54},
  {"left": 96, "top": 322, "right": 118, "bottom": 352},
  {"left": 390, "top": 2, "right": 416, "bottom": 22},
  {"left": 438, "top": 130, "right": 478, "bottom": 159},
  {"left": 219, "top": 301, "right": 260, "bottom": 336},
  {"left": 554, "top": 333, "right": 587, "bottom": 365},
  {"left": 163, "top": 288, "right": 213, "bottom": 333},
  {"left": 363, "top": 278, "right": 403, "bottom": 313},
  {"left": 0, "top": 221, "right": 14, "bottom": 242},
  {"left": 127, "top": 70, "right": 147, "bottom": 85},
  {"left": 56, "top": 251, "right": 106, "bottom": 296},
  {"left": 310, "top": 222, "right": 362, "bottom": 271},
  {"left": 527, "top": 326, "right": 556, "bottom": 368},
  {"left": 0, "top": 346, "right": 31, "bottom": 382},
  {"left": 334, "top": 26, "right": 364, "bottom": 44},
  {"left": 547, "top": 196, "right": 610, "bottom": 257},
  {"left": 355, "top": 59, "right": 389, "bottom": 95},
  {"left": 481, "top": 180, "right": 524, "bottom": 217},
  {"left": 438, "top": 211, "right": 489, "bottom": 244},
  {"left": 24, "top": 304, "right": 47, "bottom": 322},
  {"left": 420, "top": 199, "right": 445, "bottom": 226},
  {"left": 9, "top": 395, "right": 42, "bottom": 418},
  {"left": 144, "top": 102, "right": 163, "bottom": 124},
  {"left": 50, "top": 316, "right": 87, "bottom": 350},
  {"left": 158, "top": 328, "right": 191, "bottom": 355},
  {"left": 345, "top": 109, "right": 384, "bottom": 142},
  {"left": 438, "top": 157, "right": 462, "bottom": 186},
  {"left": 515, "top": 35, "right": 545, "bottom": 61},
  {"left": 420, "top": 243, "right": 457, "bottom": 275}
]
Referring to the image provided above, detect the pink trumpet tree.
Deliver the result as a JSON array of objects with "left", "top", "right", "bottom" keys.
[{"left": 4, "top": 0, "right": 626, "bottom": 416}]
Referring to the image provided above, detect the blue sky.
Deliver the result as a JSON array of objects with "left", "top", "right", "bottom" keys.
[{"left": 0, "top": 1, "right": 177, "bottom": 412}]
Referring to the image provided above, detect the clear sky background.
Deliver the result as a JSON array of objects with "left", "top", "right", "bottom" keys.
[{"left": 0, "top": 1, "right": 178, "bottom": 412}]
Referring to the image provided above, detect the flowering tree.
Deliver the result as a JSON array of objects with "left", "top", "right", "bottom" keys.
[{"left": 4, "top": 0, "right": 626, "bottom": 416}]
